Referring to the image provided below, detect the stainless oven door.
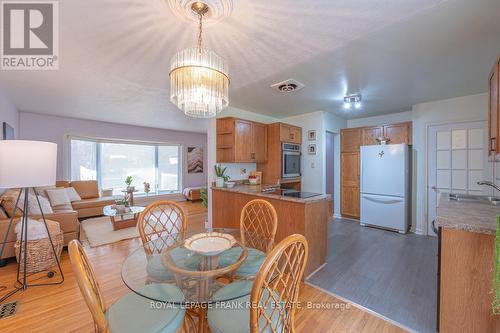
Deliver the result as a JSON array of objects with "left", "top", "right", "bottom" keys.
[{"left": 282, "top": 151, "right": 301, "bottom": 178}]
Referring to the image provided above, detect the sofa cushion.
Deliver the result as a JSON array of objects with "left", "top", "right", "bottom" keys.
[
  {"left": 28, "top": 195, "right": 54, "bottom": 215},
  {"left": 46, "top": 188, "right": 73, "bottom": 212},
  {"left": 65, "top": 187, "right": 82, "bottom": 202},
  {"left": 71, "top": 197, "right": 115, "bottom": 210},
  {"left": 55, "top": 180, "right": 70, "bottom": 188},
  {"left": 70, "top": 180, "right": 99, "bottom": 199},
  {"left": 0, "top": 189, "right": 23, "bottom": 217},
  {"left": 0, "top": 206, "right": 8, "bottom": 219}
]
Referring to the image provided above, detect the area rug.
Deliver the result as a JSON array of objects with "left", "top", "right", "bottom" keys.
[{"left": 81, "top": 216, "right": 139, "bottom": 247}]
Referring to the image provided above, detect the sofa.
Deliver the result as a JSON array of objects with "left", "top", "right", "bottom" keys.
[
  {"left": 56, "top": 180, "right": 116, "bottom": 219},
  {"left": 0, "top": 190, "right": 79, "bottom": 260}
]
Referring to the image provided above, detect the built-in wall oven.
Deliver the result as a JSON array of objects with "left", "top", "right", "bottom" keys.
[{"left": 282, "top": 143, "right": 301, "bottom": 178}]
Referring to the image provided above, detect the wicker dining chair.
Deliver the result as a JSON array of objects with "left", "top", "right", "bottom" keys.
[
  {"left": 219, "top": 199, "right": 278, "bottom": 278},
  {"left": 68, "top": 240, "right": 186, "bottom": 333},
  {"left": 136, "top": 200, "right": 200, "bottom": 283},
  {"left": 207, "top": 234, "right": 309, "bottom": 333}
]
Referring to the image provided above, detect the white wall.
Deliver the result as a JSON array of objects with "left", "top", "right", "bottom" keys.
[
  {"left": 412, "top": 93, "right": 488, "bottom": 234},
  {"left": 282, "top": 111, "right": 346, "bottom": 216},
  {"left": 347, "top": 110, "right": 412, "bottom": 128}
]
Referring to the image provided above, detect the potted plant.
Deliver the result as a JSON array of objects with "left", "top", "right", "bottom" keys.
[
  {"left": 125, "top": 176, "right": 134, "bottom": 192},
  {"left": 143, "top": 182, "right": 151, "bottom": 196},
  {"left": 214, "top": 165, "right": 230, "bottom": 188},
  {"left": 200, "top": 188, "right": 208, "bottom": 209},
  {"left": 115, "top": 199, "right": 129, "bottom": 212}
]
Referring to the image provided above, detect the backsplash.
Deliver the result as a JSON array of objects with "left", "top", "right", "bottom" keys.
[{"left": 220, "top": 163, "right": 256, "bottom": 181}]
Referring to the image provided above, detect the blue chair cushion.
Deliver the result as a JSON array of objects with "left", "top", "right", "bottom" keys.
[
  {"left": 146, "top": 247, "right": 201, "bottom": 281},
  {"left": 208, "top": 281, "right": 284, "bottom": 333},
  {"left": 106, "top": 283, "right": 185, "bottom": 333},
  {"left": 218, "top": 247, "right": 266, "bottom": 277}
]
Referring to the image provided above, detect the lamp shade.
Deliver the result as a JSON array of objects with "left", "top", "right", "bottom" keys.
[{"left": 0, "top": 140, "right": 57, "bottom": 188}]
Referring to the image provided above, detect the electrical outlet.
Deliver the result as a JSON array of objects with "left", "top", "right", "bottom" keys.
[
  {"left": 311, "top": 162, "right": 315, "bottom": 168},
  {"left": 240, "top": 168, "right": 247, "bottom": 174}
]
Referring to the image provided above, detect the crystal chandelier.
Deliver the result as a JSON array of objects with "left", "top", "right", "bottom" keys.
[{"left": 170, "top": 2, "right": 229, "bottom": 118}]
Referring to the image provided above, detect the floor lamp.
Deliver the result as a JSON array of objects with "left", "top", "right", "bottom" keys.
[{"left": 0, "top": 140, "right": 64, "bottom": 303}]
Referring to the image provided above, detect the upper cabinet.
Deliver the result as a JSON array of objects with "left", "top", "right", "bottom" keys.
[
  {"left": 383, "top": 122, "right": 412, "bottom": 145},
  {"left": 216, "top": 117, "right": 268, "bottom": 163},
  {"left": 360, "top": 122, "right": 412, "bottom": 146},
  {"left": 488, "top": 56, "right": 500, "bottom": 159},
  {"left": 279, "top": 123, "right": 302, "bottom": 144},
  {"left": 362, "top": 126, "right": 383, "bottom": 146}
]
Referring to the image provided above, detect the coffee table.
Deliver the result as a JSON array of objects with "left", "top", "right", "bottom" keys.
[{"left": 103, "top": 205, "right": 145, "bottom": 231}]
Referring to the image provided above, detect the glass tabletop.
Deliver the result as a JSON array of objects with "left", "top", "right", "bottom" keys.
[
  {"left": 103, "top": 205, "right": 144, "bottom": 217},
  {"left": 121, "top": 228, "right": 252, "bottom": 305}
]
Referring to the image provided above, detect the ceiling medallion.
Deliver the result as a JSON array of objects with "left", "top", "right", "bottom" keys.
[
  {"left": 169, "top": 2, "right": 230, "bottom": 118},
  {"left": 167, "top": 0, "right": 233, "bottom": 26}
]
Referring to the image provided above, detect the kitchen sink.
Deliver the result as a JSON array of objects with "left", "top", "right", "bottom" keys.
[{"left": 448, "top": 193, "right": 500, "bottom": 205}]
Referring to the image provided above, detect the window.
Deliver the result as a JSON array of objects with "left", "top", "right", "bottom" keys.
[{"left": 69, "top": 138, "right": 181, "bottom": 195}]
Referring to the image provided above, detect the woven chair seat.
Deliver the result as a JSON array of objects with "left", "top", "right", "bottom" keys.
[
  {"left": 218, "top": 247, "right": 266, "bottom": 277},
  {"left": 106, "top": 283, "right": 185, "bottom": 333}
]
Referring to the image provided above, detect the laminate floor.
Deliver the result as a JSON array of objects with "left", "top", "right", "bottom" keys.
[{"left": 308, "top": 218, "right": 438, "bottom": 333}]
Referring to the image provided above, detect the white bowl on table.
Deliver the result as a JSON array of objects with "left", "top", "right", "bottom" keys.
[{"left": 225, "top": 181, "right": 236, "bottom": 188}]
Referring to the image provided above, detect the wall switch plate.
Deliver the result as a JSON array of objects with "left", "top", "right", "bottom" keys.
[
  {"left": 240, "top": 168, "right": 247, "bottom": 174},
  {"left": 311, "top": 162, "right": 315, "bottom": 168}
]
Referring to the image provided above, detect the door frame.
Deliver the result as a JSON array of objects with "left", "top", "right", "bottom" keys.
[{"left": 423, "top": 119, "right": 487, "bottom": 236}]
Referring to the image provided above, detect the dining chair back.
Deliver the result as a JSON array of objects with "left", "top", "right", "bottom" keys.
[
  {"left": 137, "top": 200, "right": 187, "bottom": 255},
  {"left": 68, "top": 240, "right": 110, "bottom": 333},
  {"left": 240, "top": 199, "right": 278, "bottom": 253},
  {"left": 250, "top": 234, "right": 308, "bottom": 333}
]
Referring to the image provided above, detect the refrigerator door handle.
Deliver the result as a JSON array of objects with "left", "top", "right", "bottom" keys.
[{"left": 361, "top": 195, "right": 403, "bottom": 204}]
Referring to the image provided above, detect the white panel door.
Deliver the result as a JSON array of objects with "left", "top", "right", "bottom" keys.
[
  {"left": 427, "top": 121, "right": 492, "bottom": 236},
  {"left": 361, "top": 144, "right": 407, "bottom": 197}
]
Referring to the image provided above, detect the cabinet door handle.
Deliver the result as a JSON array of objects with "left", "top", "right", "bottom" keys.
[
  {"left": 251, "top": 152, "right": 255, "bottom": 159},
  {"left": 491, "top": 137, "right": 496, "bottom": 152}
]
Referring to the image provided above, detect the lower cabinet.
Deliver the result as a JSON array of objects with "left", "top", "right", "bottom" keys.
[
  {"left": 341, "top": 185, "right": 360, "bottom": 218},
  {"left": 341, "top": 152, "right": 360, "bottom": 218}
]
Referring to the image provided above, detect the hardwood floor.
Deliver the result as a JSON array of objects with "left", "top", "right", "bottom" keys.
[
  {"left": 309, "top": 218, "right": 437, "bottom": 333},
  {"left": 0, "top": 202, "right": 405, "bottom": 332}
]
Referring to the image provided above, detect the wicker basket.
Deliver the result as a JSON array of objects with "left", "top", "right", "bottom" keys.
[{"left": 14, "top": 219, "right": 63, "bottom": 274}]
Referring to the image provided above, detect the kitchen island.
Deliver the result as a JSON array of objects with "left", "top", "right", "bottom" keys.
[
  {"left": 436, "top": 193, "right": 500, "bottom": 333},
  {"left": 211, "top": 185, "right": 331, "bottom": 276}
]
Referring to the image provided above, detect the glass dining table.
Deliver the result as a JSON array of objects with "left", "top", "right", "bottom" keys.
[{"left": 121, "top": 228, "right": 253, "bottom": 333}]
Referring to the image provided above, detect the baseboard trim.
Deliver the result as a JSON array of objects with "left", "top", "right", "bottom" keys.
[
  {"left": 305, "top": 263, "right": 326, "bottom": 280},
  {"left": 304, "top": 281, "right": 418, "bottom": 333}
]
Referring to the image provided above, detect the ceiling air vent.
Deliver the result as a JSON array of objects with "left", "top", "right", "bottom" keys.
[{"left": 270, "top": 79, "right": 305, "bottom": 93}]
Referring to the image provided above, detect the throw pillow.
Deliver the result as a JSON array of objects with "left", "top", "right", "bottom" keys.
[
  {"left": 28, "top": 194, "right": 54, "bottom": 215},
  {"left": 0, "top": 205, "right": 8, "bottom": 219},
  {"left": 65, "top": 187, "right": 81, "bottom": 202},
  {"left": 46, "top": 188, "right": 72, "bottom": 211}
]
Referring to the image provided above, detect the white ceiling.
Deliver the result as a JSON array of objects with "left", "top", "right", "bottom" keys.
[{"left": 1, "top": 0, "right": 499, "bottom": 132}]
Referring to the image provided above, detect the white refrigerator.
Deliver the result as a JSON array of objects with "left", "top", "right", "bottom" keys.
[{"left": 360, "top": 143, "right": 410, "bottom": 234}]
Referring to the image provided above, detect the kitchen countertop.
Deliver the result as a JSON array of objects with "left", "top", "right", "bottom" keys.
[
  {"left": 211, "top": 184, "right": 331, "bottom": 204},
  {"left": 435, "top": 192, "right": 499, "bottom": 235}
]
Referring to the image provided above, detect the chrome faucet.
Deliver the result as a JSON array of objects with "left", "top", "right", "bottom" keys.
[{"left": 477, "top": 180, "right": 500, "bottom": 192}]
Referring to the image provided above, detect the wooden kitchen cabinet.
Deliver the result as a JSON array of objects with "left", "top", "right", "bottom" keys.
[
  {"left": 489, "top": 56, "right": 499, "bottom": 159},
  {"left": 383, "top": 122, "right": 412, "bottom": 145},
  {"left": 216, "top": 117, "right": 267, "bottom": 163},
  {"left": 341, "top": 128, "right": 362, "bottom": 152},
  {"left": 362, "top": 126, "right": 383, "bottom": 145},
  {"left": 340, "top": 122, "right": 411, "bottom": 219},
  {"left": 279, "top": 123, "right": 302, "bottom": 144},
  {"left": 340, "top": 152, "right": 360, "bottom": 218}
]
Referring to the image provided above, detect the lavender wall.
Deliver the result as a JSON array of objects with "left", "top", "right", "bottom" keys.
[
  {"left": 19, "top": 112, "right": 207, "bottom": 188},
  {"left": 0, "top": 90, "right": 19, "bottom": 139}
]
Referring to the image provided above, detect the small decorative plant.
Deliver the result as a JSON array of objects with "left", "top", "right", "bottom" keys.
[
  {"left": 214, "top": 165, "right": 230, "bottom": 188},
  {"left": 200, "top": 188, "right": 208, "bottom": 209},
  {"left": 143, "top": 182, "right": 151, "bottom": 195},
  {"left": 125, "top": 176, "right": 134, "bottom": 191},
  {"left": 115, "top": 198, "right": 129, "bottom": 207}
]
